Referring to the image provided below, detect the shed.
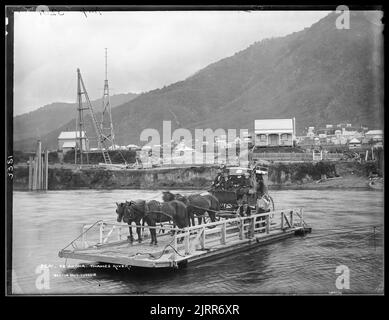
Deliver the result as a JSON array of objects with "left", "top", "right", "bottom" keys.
[{"left": 58, "top": 131, "right": 89, "bottom": 151}]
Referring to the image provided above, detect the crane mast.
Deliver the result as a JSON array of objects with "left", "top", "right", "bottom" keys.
[
  {"left": 76, "top": 68, "right": 112, "bottom": 164},
  {"left": 100, "top": 48, "right": 116, "bottom": 150}
]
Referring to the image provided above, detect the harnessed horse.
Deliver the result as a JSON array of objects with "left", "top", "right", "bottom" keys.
[{"left": 118, "top": 199, "right": 188, "bottom": 245}]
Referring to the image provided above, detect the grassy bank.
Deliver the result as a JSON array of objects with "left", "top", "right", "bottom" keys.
[
  {"left": 12, "top": 161, "right": 380, "bottom": 191},
  {"left": 267, "top": 161, "right": 380, "bottom": 190}
]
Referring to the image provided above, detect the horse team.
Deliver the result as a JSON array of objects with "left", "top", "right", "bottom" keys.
[{"left": 115, "top": 191, "right": 220, "bottom": 245}]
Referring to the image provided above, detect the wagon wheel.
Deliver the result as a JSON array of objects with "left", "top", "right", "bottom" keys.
[{"left": 268, "top": 194, "right": 275, "bottom": 218}]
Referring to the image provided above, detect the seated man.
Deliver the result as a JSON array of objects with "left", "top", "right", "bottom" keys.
[
  {"left": 211, "top": 172, "right": 223, "bottom": 189},
  {"left": 222, "top": 174, "right": 233, "bottom": 190},
  {"left": 211, "top": 165, "right": 225, "bottom": 188}
]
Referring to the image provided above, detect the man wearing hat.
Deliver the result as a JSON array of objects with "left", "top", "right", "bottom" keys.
[
  {"left": 255, "top": 169, "right": 271, "bottom": 214},
  {"left": 211, "top": 164, "right": 232, "bottom": 190}
]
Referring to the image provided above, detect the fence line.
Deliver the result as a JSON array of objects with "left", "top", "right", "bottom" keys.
[{"left": 251, "top": 152, "right": 343, "bottom": 161}]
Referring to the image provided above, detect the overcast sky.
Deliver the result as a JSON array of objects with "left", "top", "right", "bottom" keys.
[{"left": 14, "top": 10, "right": 330, "bottom": 116}]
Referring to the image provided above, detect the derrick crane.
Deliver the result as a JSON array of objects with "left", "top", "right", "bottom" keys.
[{"left": 76, "top": 68, "right": 112, "bottom": 164}]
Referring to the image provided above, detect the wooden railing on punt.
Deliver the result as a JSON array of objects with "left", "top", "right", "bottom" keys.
[
  {"left": 73, "top": 208, "right": 305, "bottom": 256},
  {"left": 79, "top": 221, "right": 176, "bottom": 249}
]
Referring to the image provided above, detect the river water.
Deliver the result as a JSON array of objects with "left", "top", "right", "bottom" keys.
[{"left": 11, "top": 189, "right": 384, "bottom": 295}]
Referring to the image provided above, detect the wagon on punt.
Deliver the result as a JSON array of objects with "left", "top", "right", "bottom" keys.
[
  {"left": 209, "top": 165, "right": 272, "bottom": 211},
  {"left": 210, "top": 166, "right": 254, "bottom": 209},
  {"left": 58, "top": 208, "right": 311, "bottom": 269}
]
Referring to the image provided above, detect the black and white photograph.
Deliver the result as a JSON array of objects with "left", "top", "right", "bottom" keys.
[{"left": 6, "top": 5, "right": 384, "bottom": 297}]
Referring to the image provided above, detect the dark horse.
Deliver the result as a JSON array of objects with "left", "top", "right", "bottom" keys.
[
  {"left": 116, "top": 201, "right": 144, "bottom": 243},
  {"left": 162, "top": 191, "right": 219, "bottom": 226},
  {"left": 124, "top": 199, "right": 188, "bottom": 245}
]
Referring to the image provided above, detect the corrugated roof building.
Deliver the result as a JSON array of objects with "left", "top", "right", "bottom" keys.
[
  {"left": 58, "top": 131, "right": 89, "bottom": 152},
  {"left": 365, "top": 130, "right": 383, "bottom": 141}
]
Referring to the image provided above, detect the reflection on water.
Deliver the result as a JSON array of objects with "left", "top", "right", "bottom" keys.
[{"left": 11, "top": 189, "right": 384, "bottom": 294}]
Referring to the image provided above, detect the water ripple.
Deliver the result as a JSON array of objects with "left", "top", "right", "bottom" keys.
[{"left": 11, "top": 189, "right": 384, "bottom": 294}]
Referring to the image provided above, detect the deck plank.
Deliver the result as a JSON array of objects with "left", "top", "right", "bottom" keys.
[{"left": 60, "top": 226, "right": 304, "bottom": 268}]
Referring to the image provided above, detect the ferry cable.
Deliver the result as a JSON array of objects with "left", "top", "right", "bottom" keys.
[
  {"left": 310, "top": 231, "right": 381, "bottom": 244},
  {"left": 312, "top": 224, "right": 382, "bottom": 231},
  {"left": 131, "top": 234, "right": 188, "bottom": 260},
  {"left": 314, "top": 225, "right": 381, "bottom": 233},
  {"left": 355, "top": 232, "right": 379, "bottom": 242},
  {"left": 302, "top": 226, "right": 381, "bottom": 241},
  {"left": 166, "top": 244, "right": 188, "bottom": 258},
  {"left": 308, "top": 225, "right": 382, "bottom": 234}
]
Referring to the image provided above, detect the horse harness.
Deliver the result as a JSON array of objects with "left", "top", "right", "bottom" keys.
[{"left": 127, "top": 200, "right": 172, "bottom": 223}]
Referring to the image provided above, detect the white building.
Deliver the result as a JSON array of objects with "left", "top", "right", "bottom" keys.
[
  {"left": 306, "top": 127, "right": 315, "bottom": 138},
  {"left": 349, "top": 138, "right": 361, "bottom": 149},
  {"left": 108, "top": 144, "right": 123, "bottom": 150},
  {"left": 341, "top": 128, "right": 363, "bottom": 141},
  {"left": 126, "top": 144, "right": 141, "bottom": 150},
  {"left": 58, "top": 131, "right": 89, "bottom": 153},
  {"left": 254, "top": 118, "right": 295, "bottom": 147},
  {"left": 330, "top": 136, "right": 339, "bottom": 144},
  {"left": 171, "top": 143, "right": 207, "bottom": 164},
  {"left": 173, "top": 143, "right": 194, "bottom": 157},
  {"left": 365, "top": 130, "right": 383, "bottom": 142}
]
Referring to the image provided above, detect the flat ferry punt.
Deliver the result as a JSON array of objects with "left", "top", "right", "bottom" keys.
[{"left": 59, "top": 208, "right": 311, "bottom": 269}]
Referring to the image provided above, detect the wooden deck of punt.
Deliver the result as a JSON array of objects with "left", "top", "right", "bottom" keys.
[{"left": 59, "top": 208, "right": 311, "bottom": 269}]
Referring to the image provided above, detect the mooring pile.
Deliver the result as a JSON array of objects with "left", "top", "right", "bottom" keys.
[{"left": 28, "top": 140, "right": 48, "bottom": 190}]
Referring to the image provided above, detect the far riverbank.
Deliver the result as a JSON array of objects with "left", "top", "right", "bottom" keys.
[{"left": 12, "top": 161, "right": 380, "bottom": 191}]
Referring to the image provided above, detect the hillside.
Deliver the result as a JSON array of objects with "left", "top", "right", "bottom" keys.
[
  {"left": 13, "top": 92, "right": 138, "bottom": 143},
  {"left": 17, "top": 11, "right": 383, "bottom": 151}
]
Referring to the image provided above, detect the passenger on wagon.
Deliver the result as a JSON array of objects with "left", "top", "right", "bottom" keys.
[{"left": 255, "top": 173, "right": 271, "bottom": 214}]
